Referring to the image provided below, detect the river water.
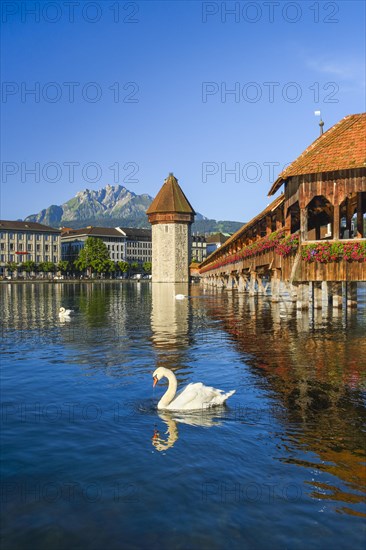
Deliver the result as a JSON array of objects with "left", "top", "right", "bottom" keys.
[{"left": 1, "top": 282, "right": 365, "bottom": 549}]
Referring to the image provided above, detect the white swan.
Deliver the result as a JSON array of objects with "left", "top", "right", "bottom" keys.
[
  {"left": 152, "top": 367, "right": 235, "bottom": 410},
  {"left": 59, "top": 307, "right": 73, "bottom": 317},
  {"left": 175, "top": 294, "right": 186, "bottom": 300}
]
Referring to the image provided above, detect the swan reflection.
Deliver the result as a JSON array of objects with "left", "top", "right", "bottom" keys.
[{"left": 152, "top": 408, "right": 225, "bottom": 452}]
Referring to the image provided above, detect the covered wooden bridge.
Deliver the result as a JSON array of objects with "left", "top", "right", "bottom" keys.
[{"left": 199, "top": 113, "right": 366, "bottom": 308}]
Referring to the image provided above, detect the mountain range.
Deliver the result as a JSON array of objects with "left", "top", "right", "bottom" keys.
[{"left": 25, "top": 185, "right": 244, "bottom": 234}]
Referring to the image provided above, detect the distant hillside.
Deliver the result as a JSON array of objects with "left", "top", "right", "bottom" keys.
[{"left": 25, "top": 184, "right": 244, "bottom": 234}]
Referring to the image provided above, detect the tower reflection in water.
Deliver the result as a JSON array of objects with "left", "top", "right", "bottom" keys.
[{"left": 150, "top": 283, "right": 223, "bottom": 451}]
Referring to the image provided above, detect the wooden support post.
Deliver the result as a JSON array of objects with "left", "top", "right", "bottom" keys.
[
  {"left": 315, "top": 221, "right": 321, "bottom": 241},
  {"left": 296, "top": 282, "right": 310, "bottom": 310},
  {"left": 257, "top": 276, "right": 267, "bottom": 295},
  {"left": 300, "top": 207, "right": 308, "bottom": 241},
  {"left": 356, "top": 193, "right": 363, "bottom": 238},
  {"left": 237, "top": 274, "right": 246, "bottom": 292},
  {"left": 322, "top": 281, "right": 331, "bottom": 306},
  {"left": 333, "top": 204, "right": 340, "bottom": 240},
  {"left": 265, "top": 216, "right": 272, "bottom": 235},
  {"left": 286, "top": 281, "right": 297, "bottom": 302}
]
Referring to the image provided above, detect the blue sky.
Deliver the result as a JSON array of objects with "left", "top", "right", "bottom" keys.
[{"left": 1, "top": 0, "right": 365, "bottom": 223}]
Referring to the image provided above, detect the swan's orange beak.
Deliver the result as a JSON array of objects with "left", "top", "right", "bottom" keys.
[{"left": 153, "top": 376, "right": 158, "bottom": 387}]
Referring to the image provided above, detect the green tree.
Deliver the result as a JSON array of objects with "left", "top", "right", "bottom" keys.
[
  {"left": 75, "top": 237, "right": 110, "bottom": 275},
  {"left": 58, "top": 260, "right": 69, "bottom": 274},
  {"left": 143, "top": 261, "right": 152, "bottom": 273},
  {"left": 23, "top": 260, "right": 37, "bottom": 278},
  {"left": 118, "top": 261, "right": 130, "bottom": 274},
  {"left": 6, "top": 262, "right": 18, "bottom": 275},
  {"left": 131, "top": 261, "right": 139, "bottom": 272},
  {"left": 102, "top": 259, "right": 116, "bottom": 276},
  {"left": 38, "top": 262, "right": 56, "bottom": 277}
]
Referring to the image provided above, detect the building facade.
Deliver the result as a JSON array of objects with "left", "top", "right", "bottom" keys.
[
  {"left": 205, "top": 233, "right": 230, "bottom": 256},
  {"left": 122, "top": 228, "right": 152, "bottom": 264},
  {"left": 0, "top": 220, "right": 61, "bottom": 277},
  {"left": 147, "top": 173, "right": 195, "bottom": 283},
  {"left": 191, "top": 235, "right": 207, "bottom": 263},
  {"left": 61, "top": 226, "right": 152, "bottom": 266}
]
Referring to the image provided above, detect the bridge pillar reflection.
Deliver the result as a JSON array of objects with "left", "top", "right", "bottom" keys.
[
  {"left": 310, "top": 282, "right": 323, "bottom": 309},
  {"left": 257, "top": 275, "right": 268, "bottom": 296},
  {"left": 248, "top": 270, "right": 257, "bottom": 296},
  {"left": 330, "top": 282, "right": 343, "bottom": 308},
  {"left": 271, "top": 269, "right": 280, "bottom": 302},
  {"left": 346, "top": 282, "right": 357, "bottom": 308}
]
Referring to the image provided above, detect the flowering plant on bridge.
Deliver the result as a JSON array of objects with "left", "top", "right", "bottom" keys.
[
  {"left": 275, "top": 232, "right": 300, "bottom": 257},
  {"left": 200, "top": 230, "right": 300, "bottom": 273},
  {"left": 301, "top": 241, "right": 366, "bottom": 263}
]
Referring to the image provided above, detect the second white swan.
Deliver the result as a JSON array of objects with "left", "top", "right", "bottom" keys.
[
  {"left": 152, "top": 367, "right": 235, "bottom": 410},
  {"left": 59, "top": 307, "right": 73, "bottom": 317}
]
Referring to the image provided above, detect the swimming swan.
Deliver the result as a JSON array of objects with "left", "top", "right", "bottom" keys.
[
  {"left": 59, "top": 307, "right": 73, "bottom": 317},
  {"left": 175, "top": 294, "right": 186, "bottom": 300},
  {"left": 152, "top": 367, "right": 235, "bottom": 410}
]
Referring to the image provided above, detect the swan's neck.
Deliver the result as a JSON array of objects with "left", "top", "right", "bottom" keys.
[{"left": 158, "top": 370, "right": 177, "bottom": 409}]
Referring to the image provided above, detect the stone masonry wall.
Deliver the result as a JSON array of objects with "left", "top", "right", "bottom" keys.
[{"left": 152, "top": 223, "right": 190, "bottom": 282}]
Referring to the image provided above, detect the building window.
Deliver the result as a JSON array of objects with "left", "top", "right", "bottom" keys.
[
  {"left": 9, "top": 254, "right": 14, "bottom": 261},
  {"left": 10, "top": 243, "right": 14, "bottom": 251},
  {"left": 37, "top": 244, "right": 40, "bottom": 251},
  {"left": 27, "top": 244, "right": 32, "bottom": 251},
  {"left": 18, "top": 233, "right": 23, "bottom": 240},
  {"left": 45, "top": 235, "right": 49, "bottom": 241},
  {"left": 45, "top": 255, "right": 49, "bottom": 261},
  {"left": 45, "top": 245, "right": 49, "bottom": 252},
  {"left": 53, "top": 256, "right": 57, "bottom": 262},
  {"left": 36, "top": 234, "right": 41, "bottom": 241},
  {"left": 0, "top": 243, "right": 4, "bottom": 250},
  {"left": 53, "top": 245, "right": 57, "bottom": 252},
  {"left": 9, "top": 233, "right": 14, "bottom": 240},
  {"left": 27, "top": 234, "right": 32, "bottom": 240},
  {"left": 37, "top": 255, "right": 40, "bottom": 262}
]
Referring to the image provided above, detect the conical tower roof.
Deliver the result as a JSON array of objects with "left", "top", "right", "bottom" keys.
[{"left": 146, "top": 173, "right": 195, "bottom": 216}]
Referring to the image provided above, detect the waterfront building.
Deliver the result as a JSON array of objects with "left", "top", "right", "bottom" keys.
[
  {"left": 205, "top": 233, "right": 230, "bottom": 256},
  {"left": 61, "top": 226, "right": 152, "bottom": 266},
  {"left": 122, "top": 227, "right": 152, "bottom": 264},
  {"left": 0, "top": 220, "right": 61, "bottom": 277},
  {"left": 191, "top": 234, "right": 207, "bottom": 263},
  {"left": 147, "top": 173, "right": 195, "bottom": 283}
]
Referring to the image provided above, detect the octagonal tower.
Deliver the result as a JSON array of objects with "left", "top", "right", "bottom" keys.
[{"left": 146, "top": 173, "right": 195, "bottom": 283}]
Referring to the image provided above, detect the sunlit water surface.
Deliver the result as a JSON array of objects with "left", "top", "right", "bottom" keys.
[{"left": 1, "top": 282, "right": 365, "bottom": 550}]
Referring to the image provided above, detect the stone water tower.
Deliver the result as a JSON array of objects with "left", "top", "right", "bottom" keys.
[{"left": 146, "top": 173, "right": 195, "bottom": 283}]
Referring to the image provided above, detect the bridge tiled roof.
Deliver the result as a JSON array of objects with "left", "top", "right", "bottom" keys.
[
  {"left": 268, "top": 113, "right": 366, "bottom": 196},
  {"left": 146, "top": 173, "right": 195, "bottom": 215}
]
